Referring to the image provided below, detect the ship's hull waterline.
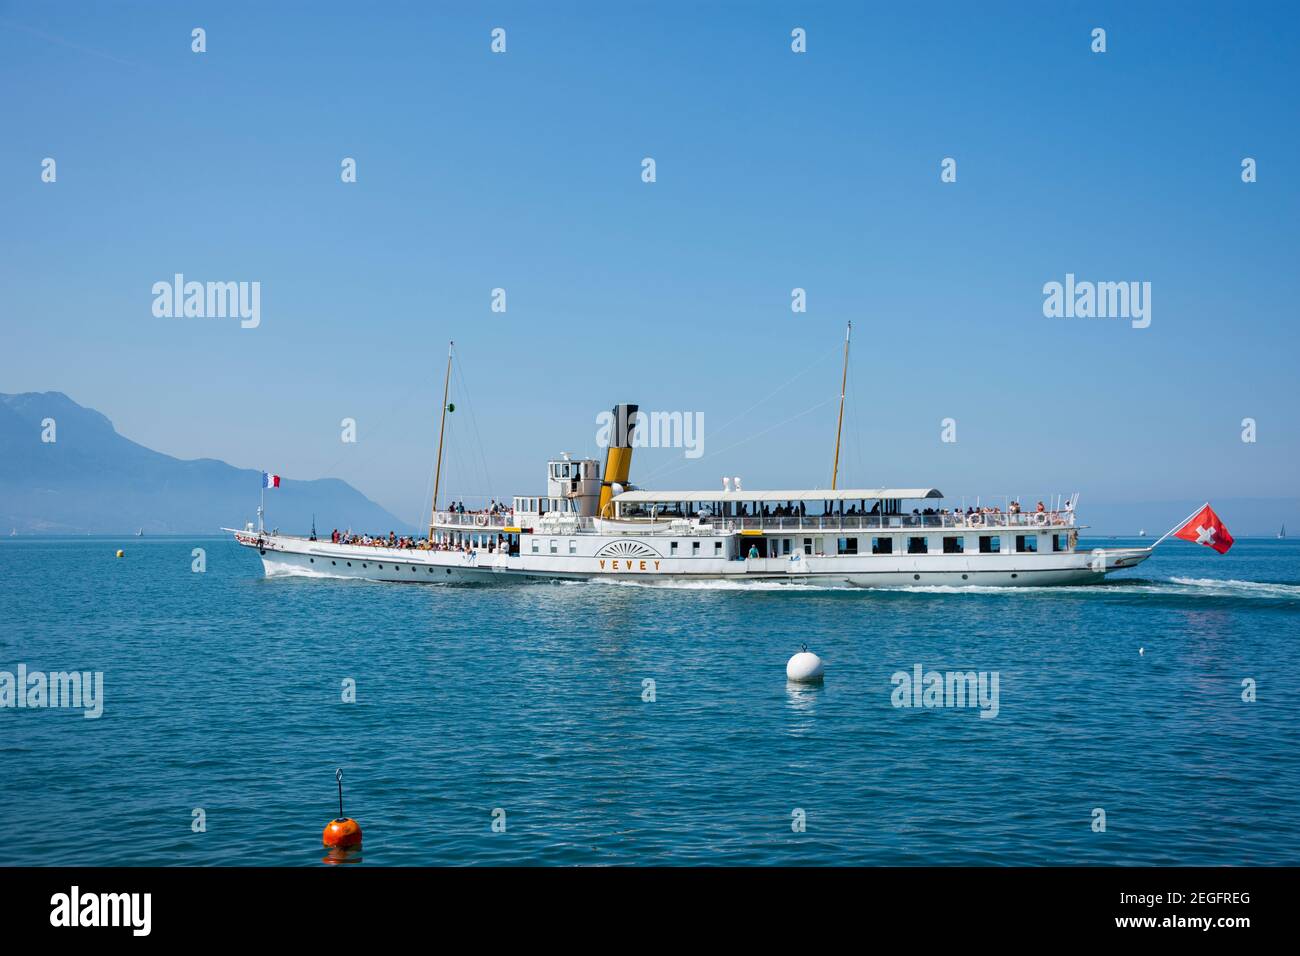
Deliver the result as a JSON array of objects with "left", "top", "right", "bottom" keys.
[{"left": 234, "top": 532, "right": 1152, "bottom": 588}]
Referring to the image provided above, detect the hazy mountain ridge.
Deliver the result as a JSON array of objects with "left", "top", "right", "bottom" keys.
[
  {"left": 2, "top": 391, "right": 1292, "bottom": 539},
  {"left": 0, "top": 391, "right": 410, "bottom": 534}
]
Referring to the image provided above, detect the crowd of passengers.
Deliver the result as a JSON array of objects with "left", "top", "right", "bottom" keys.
[
  {"left": 443, "top": 500, "right": 514, "bottom": 516},
  {"left": 324, "top": 527, "right": 512, "bottom": 553},
  {"left": 629, "top": 499, "right": 1072, "bottom": 523}
]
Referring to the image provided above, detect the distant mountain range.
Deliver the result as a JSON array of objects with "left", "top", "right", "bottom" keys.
[{"left": 0, "top": 392, "right": 409, "bottom": 534}]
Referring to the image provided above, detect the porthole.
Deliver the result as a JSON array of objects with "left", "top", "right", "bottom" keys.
[
  {"left": 332, "top": 560, "right": 337, "bottom": 566},
  {"left": 427, "top": 568, "right": 433, "bottom": 573},
  {"left": 310, "top": 558, "right": 314, "bottom": 563},
  {"left": 913, "top": 574, "right": 920, "bottom": 581},
  {"left": 446, "top": 569, "right": 451, "bottom": 575},
  {"left": 259, "top": 549, "right": 266, "bottom": 555},
  {"left": 961, "top": 573, "right": 968, "bottom": 580},
  {"left": 346, "top": 562, "right": 352, "bottom": 567},
  {"left": 363, "top": 564, "right": 368, "bottom": 569},
  {"left": 1011, "top": 573, "right": 1018, "bottom": 579}
]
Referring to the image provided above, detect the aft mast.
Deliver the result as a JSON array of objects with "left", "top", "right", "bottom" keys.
[
  {"left": 831, "top": 321, "right": 852, "bottom": 490},
  {"left": 429, "top": 341, "right": 454, "bottom": 540}
]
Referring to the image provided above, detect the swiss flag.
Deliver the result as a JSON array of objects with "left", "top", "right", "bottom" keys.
[{"left": 1173, "top": 504, "right": 1234, "bottom": 554}]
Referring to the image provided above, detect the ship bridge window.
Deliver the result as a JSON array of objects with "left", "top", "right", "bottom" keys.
[
  {"left": 1053, "top": 533, "right": 1066, "bottom": 552},
  {"left": 1016, "top": 534, "right": 1038, "bottom": 553},
  {"left": 871, "top": 536, "right": 892, "bottom": 555}
]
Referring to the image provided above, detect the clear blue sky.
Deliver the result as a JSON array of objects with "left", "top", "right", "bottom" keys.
[{"left": 3, "top": 2, "right": 1297, "bottom": 525}]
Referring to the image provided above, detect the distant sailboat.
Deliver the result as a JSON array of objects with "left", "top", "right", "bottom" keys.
[
  {"left": 136, "top": 528, "right": 144, "bottom": 537},
  {"left": 1280, "top": 524, "right": 1287, "bottom": 539},
  {"left": 1138, "top": 529, "right": 1147, "bottom": 538}
]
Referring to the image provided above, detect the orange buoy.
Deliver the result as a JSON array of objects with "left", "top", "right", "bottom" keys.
[
  {"left": 322, "top": 768, "right": 362, "bottom": 849},
  {"left": 323, "top": 816, "right": 362, "bottom": 848}
]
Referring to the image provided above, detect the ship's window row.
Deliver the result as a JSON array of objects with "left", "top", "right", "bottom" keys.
[{"left": 549, "top": 461, "right": 597, "bottom": 479}]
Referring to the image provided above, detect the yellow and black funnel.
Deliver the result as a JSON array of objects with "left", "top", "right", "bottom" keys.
[{"left": 598, "top": 403, "right": 638, "bottom": 517}]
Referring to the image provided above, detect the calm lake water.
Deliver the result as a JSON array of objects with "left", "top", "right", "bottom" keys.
[{"left": 2, "top": 536, "right": 1298, "bottom": 866}]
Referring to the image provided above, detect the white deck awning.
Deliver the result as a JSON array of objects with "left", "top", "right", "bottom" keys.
[{"left": 614, "top": 488, "right": 943, "bottom": 503}]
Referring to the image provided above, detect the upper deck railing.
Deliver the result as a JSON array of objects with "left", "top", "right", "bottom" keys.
[{"left": 433, "top": 510, "right": 1077, "bottom": 534}]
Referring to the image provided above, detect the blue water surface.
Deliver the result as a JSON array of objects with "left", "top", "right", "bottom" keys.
[{"left": 1, "top": 536, "right": 1297, "bottom": 866}]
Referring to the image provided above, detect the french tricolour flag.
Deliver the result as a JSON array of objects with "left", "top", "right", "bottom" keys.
[{"left": 262, "top": 471, "right": 281, "bottom": 489}]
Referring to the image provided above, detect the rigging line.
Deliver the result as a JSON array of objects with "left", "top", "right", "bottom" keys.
[
  {"left": 635, "top": 341, "right": 843, "bottom": 485},
  {"left": 635, "top": 396, "right": 839, "bottom": 488},
  {"left": 845, "top": 362, "right": 867, "bottom": 489},
  {"left": 452, "top": 350, "right": 496, "bottom": 501},
  {"left": 316, "top": 371, "right": 439, "bottom": 481},
  {"left": 438, "top": 370, "right": 482, "bottom": 511}
]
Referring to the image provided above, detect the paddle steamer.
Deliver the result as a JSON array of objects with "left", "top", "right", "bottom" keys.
[{"left": 228, "top": 331, "right": 1155, "bottom": 586}]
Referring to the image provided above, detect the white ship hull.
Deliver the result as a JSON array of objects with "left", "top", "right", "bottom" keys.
[{"left": 228, "top": 530, "right": 1152, "bottom": 588}]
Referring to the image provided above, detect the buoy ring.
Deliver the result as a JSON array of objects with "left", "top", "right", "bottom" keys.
[
  {"left": 1033, "top": 511, "right": 1048, "bottom": 527},
  {"left": 436, "top": 511, "right": 449, "bottom": 524},
  {"left": 474, "top": 514, "right": 487, "bottom": 527},
  {"left": 968, "top": 513, "right": 984, "bottom": 527}
]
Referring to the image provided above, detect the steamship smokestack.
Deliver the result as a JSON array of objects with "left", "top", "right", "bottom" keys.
[{"left": 598, "top": 403, "right": 638, "bottom": 517}]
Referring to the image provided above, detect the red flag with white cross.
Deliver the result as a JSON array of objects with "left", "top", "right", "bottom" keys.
[{"left": 1173, "top": 504, "right": 1234, "bottom": 554}]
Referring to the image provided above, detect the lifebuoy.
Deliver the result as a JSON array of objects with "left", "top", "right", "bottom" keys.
[
  {"left": 968, "top": 513, "right": 984, "bottom": 527},
  {"left": 1033, "top": 512, "right": 1048, "bottom": 527},
  {"left": 474, "top": 514, "right": 488, "bottom": 527},
  {"left": 436, "top": 511, "right": 449, "bottom": 524}
]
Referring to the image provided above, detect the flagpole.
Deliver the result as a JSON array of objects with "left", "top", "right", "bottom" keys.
[
  {"left": 258, "top": 474, "right": 265, "bottom": 533},
  {"left": 430, "top": 341, "right": 454, "bottom": 540},
  {"left": 1147, "top": 502, "right": 1208, "bottom": 550},
  {"left": 830, "top": 321, "right": 851, "bottom": 491}
]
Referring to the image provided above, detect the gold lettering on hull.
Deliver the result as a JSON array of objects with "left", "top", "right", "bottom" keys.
[{"left": 596, "top": 559, "right": 662, "bottom": 572}]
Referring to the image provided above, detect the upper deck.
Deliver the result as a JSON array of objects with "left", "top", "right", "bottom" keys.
[{"left": 433, "top": 508, "right": 1077, "bottom": 534}]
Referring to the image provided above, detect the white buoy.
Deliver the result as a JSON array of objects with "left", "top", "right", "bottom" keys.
[{"left": 786, "top": 645, "right": 824, "bottom": 683}]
